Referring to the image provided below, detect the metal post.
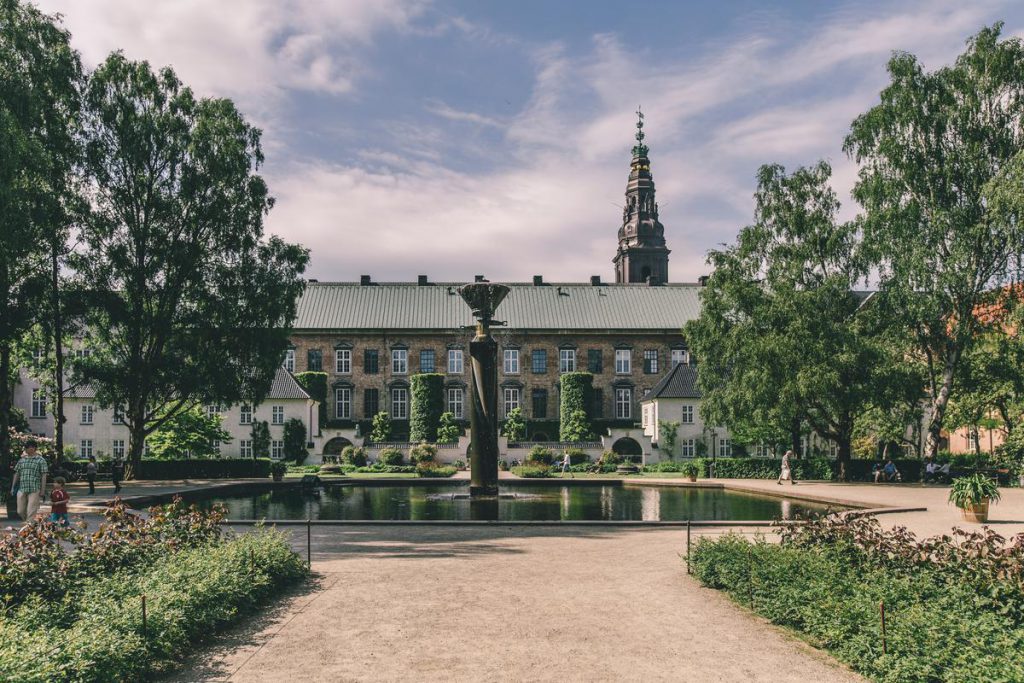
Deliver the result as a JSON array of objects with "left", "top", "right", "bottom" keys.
[
  {"left": 880, "top": 601, "right": 887, "bottom": 655},
  {"left": 686, "top": 520, "right": 691, "bottom": 574},
  {"left": 306, "top": 517, "right": 311, "bottom": 569},
  {"left": 141, "top": 594, "right": 148, "bottom": 640}
]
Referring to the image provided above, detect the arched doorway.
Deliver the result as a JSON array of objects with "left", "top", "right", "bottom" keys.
[
  {"left": 531, "top": 432, "right": 551, "bottom": 442},
  {"left": 612, "top": 437, "right": 643, "bottom": 457},
  {"left": 323, "top": 437, "right": 352, "bottom": 456}
]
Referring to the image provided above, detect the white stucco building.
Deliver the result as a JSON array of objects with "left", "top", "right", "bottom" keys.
[
  {"left": 640, "top": 362, "right": 735, "bottom": 459},
  {"left": 14, "top": 366, "right": 317, "bottom": 459}
]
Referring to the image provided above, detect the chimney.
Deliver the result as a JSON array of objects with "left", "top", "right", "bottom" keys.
[
  {"left": 307, "top": 278, "right": 318, "bottom": 283},
  {"left": 474, "top": 274, "right": 485, "bottom": 282},
  {"left": 360, "top": 275, "right": 371, "bottom": 286},
  {"left": 417, "top": 275, "right": 428, "bottom": 286},
  {"left": 533, "top": 275, "right": 543, "bottom": 286},
  {"left": 590, "top": 275, "right": 601, "bottom": 286},
  {"left": 697, "top": 275, "right": 709, "bottom": 287}
]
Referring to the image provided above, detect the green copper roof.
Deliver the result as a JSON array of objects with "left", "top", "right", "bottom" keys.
[{"left": 293, "top": 282, "right": 702, "bottom": 332}]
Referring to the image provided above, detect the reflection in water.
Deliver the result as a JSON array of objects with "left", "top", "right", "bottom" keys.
[{"left": 198, "top": 484, "right": 834, "bottom": 522}]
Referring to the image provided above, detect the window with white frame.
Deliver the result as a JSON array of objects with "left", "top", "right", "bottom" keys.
[
  {"left": 503, "top": 349, "right": 519, "bottom": 374},
  {"left": 80, "top": 439, "right": 93, "bottom": 458},
  {"left": 74, "top": 348, "right": 92, "bottom": 359},
  {"left": 335, "top": 348, "right": 351, "bottom": 374},
  {"left": 503, "top": 387, "right": 521, "bottom": 416},
  {"left": 392, "top": 349, "right": 408, "bottom": 374},
  {"left": 205, "top": 404, "right": 221, "bottom": 419},
  {"left": 615, "top": 387, "right": 632, "bottom": 419},
  {"left": 755, "top": 443, "right": 772, "bottom": 458},
  {"left": 643, "top": 350, "right": 659, "bottom": 374},
  {"left": 391, "top": 387, "right": 408, "bottom": 419},
  {"left": 335, "top": 387, "right": 351, "bottom": 419},
  {"left": 720, "top": 439, "right": 733, "bottom": 457},
  {"left": 240, "top": 440, "right": 253, "bottom": 458},
  {"left": 283, "top": 349, "right": 295, "bottom": 372},
  {"left": 271, "top": 405, "right": 284, "bottom": 424},
  {"left": 211, "top": 440, "right": 221, "bottom": 455},
  {"left": 559, "top": 348, "right": 576, "bottom": 373},
  {"left": 615, "top": 349, "right": 632, "bottom": 374},
  {"left": 81, "top": 405, "right": 94, "bottom": 425},
  {"left": 681, "top": 405, "right": 694, "bottom": 424},
  {"left": 112, "top": 404, "right": 125, "bottom": 424},
  {"left": 447, "top": 387, "right": 464, "bottom": 419},
  {"left": 271, "top": 440, "right": 284, "bottom": 459},
  {"left": 448, "top": 349, "right": 464, "bottom": 373},
  {"left": 32, "top": 347, "right": 44, "bottom": 364},
  {"left": 681, "top": 438, "right": 695, "bottom": 458},
  {"left": 671, "top": 348, "right": 689, "bottom": 366},
  {"left": 239, "top": 404, "right": 252, "bottom": 425},
  {"left": 112, "top": 439, "right": 125, "bottom": 459},
  {"left": 30, "top": 389, "right": 46, "bottom": 418}
]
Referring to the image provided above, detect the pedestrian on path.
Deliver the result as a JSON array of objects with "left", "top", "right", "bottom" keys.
[
  {"left": 49, "top": 478, "right": 70, "bottom": 527},
  {"left": 561, "top": 451, "right": 574, "bottom": 478},
  {"left": 12, "top": 440, "right": 48, "bottom": 520},
  {"left": 111, "top": 457, "right": 125, "bottom": 494},
  {"left": 85, "top": 456, "right": 97, "bottom": 494},
  {"left": 777, "top": 450, "right": 797, "bottom": 486}
]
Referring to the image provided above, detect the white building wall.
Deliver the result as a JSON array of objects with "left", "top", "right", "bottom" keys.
[{"left": 640, "top": 396, "right": 732, "bottom": 459}]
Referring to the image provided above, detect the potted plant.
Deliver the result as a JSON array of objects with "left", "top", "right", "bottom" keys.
[
  {"left": 948, "top": 473, "right": 1000, "bottom": 523},
  {"left": 269, "top": 460, "right": 288, "bottom": 482},
  {"left": 681, "top": 461, "right": 699, "bottom": 483}
]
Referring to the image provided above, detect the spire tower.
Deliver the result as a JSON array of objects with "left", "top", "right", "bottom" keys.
[{"left": 614, "top": 107, "right": 670, "bottom": 284}]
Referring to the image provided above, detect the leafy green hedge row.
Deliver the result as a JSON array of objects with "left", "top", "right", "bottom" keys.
[
  {"left": 644, "top": 457, "right": 832, "bottom": 479},
  {"left": 559, "top": 372, "right": 592, "bottom": 441},
  {"left": 410, "top": 373, "right": 445, "bottom": 442},
  {"left": 0, "top": 530, "right": 307, "bottom": 682},
  {"left": 690, "top": 534, "right": 1024, "bottom": 682},
  {"left": 62, "top": 458, "right": 273, "bottom": 479}
]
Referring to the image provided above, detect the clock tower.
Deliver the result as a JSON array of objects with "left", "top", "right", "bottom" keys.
[{"left": 613, "top": 108, "right": 670, "bottom": 284}]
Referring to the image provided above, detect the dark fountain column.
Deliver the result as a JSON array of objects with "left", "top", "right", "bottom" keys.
[{"left": 458, "top": 283, "right": 510, "bottom": 504}]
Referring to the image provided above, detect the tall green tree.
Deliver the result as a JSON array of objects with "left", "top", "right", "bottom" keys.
[
  {"left": 0, "top": 0, "right": 80, "bottom": 470},
  {"left": 845, "top": 24, "right": 1024, "bottom": 458},
  {"left": 146, "top": 405, "right": 231, "bottom": 459},
  {"left": 74, "top": 53, "right": 308, "bottom": 477},
  {"left": 687, "top": 161, "right": 903, "bottom": 478}
]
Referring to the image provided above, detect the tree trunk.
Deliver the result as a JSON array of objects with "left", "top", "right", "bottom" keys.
[
  {"left": 0, "top": 344, "right": 11, "bottom": 473},
  {"left": 50, "top": 246, "right": 65, "bottom": 462},
  {"left": 126, "top": 415, "right": 147, "bottom": 481},
  {"left": 924, "top": 362, "right": 958, "bottom": 459},
  {"left": 836, "top": 435, "right": 852, "bottom": 482}
]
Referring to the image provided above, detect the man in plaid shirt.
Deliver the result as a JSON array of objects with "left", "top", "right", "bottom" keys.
[{"left": 12, "top": 440, "right": 48, "bottom": 521}]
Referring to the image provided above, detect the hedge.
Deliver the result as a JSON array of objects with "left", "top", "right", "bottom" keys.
[
  {"left": 132, "top": 458, "right": 273, "bottom": 479},
  {"left": 839, "top": 459, "right": 923, "bottom": 482},
  {"left": 294, "top": 371, "right": 328, "bottom": 429},
  {"left": 0, "top": 530, "right": 307, "bottom": 682},
  {"left": 410, "top": 373, "right": 445, "bottom": 442},
  {"left": 559, "top": 372, "right": 593, "bottom": 441},
  {"left": 647, "top": 457, "right": 832, "bottom": 480}
]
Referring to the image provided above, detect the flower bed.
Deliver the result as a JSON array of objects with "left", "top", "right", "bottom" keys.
[{"left": 690, "top": 515, "right": 1024, "bottom": 681}]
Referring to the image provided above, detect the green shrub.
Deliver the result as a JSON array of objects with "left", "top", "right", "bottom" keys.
[
  {"left": 512, "top": 464, "right": 552, "bottom": 478},
  {"left": 415, "top": 462, "right": 457, "bottom": 478},
  {"left": 287, "top": 464, "right": 321, "bottom": 474},
  {"left": 437, "top": 411, "right": 461, "bottom": 444},
  {"left": 283, "top": 418, "right": 308, "bottom": 464},
  {"left": 410, "top": 373, "right": 445, "bottom": 442},
  {"left": 948, "top": 473, "right": 1001, "bottom": 508},
  {"left": 501, "top": 407, "right": 526, "bottom": 442},
  {"left": 355, "top": 465, "right": 417, "bottom": 474},
  {"left": 527, "top": 445, "right": 554, "bottom": 465},
  {"left": 269, "top": 460, "right": 288, "bottom": 478},
  {"left": 563, "top": 447, "right": 589, "bottom": 465},
  {"left": 0, "top": 530, "right": 306, "bottom": 682},
  {"left": 409, "top": 442, "right": 437, "bottom": 463},
  {"left": 598, "top": 450, "right": 622, "bottom": 467},
  {"left": 342, "top": 445, "right": 368, "bottom": 467},
  {"left": 681, "top": 462, "right": 699, "bottom": 478},
  {"left": 370, "top": 411, "right": 392, "bottom": 442},
  {"left": 691, "top": 516, "right": 1024, "bottom": 682},
  {"left": 378, "top": 447, "right": 404, "bottom": 466},
  {"left": 559, "top": 372, "right": 593, "bottom": 441},
  {"left": 644, "top": 460, "right": 686, "bottom": 472}
]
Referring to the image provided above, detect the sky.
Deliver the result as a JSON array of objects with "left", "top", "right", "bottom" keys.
[{"left": 35, "top": 0, "right": 1024, "bottom": 283}]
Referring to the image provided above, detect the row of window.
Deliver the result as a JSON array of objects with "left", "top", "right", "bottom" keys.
[
  {"left": 30, "top": 390, "right": 290, "bottom": 427},
  {"left": 333, "top": 386, "right": 636, "bottom": 421},
  {"left": 76, "top": 439, "right": 289, "bottom": 459},
  {"left": 675, "top": 438, "right": 733, "bottom": 458},
  {"left": 205, "top": 403, "right": 286, "bottom": 425},
  {"left": 284, "top": 347, "right": 691, "bottom": 376}
]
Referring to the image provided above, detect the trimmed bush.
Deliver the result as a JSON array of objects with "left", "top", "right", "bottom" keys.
[
  {"left": 559, "top": 372, "right": 593, "bottom": 441},
  {"left": 437, "top": 411, "right": 461, "bottom": 444},
  {"left": 132, "top": 458, "right": 272, "bottom": 480},
  {"left": 564, "top": 447, "right": 589, "bottom": 465},
  {"left": 512, "top": 464, "right": 552, "bottom": 478},
  {"left": 355, "top": 465, "right": 416, "bottom": 474},
  {"left": 415, "top": 462, "right": 457, "bottom": 477},
  {"left": 686, "top": 457, "right": 832, "bottom": 480},
  {"left": 342, "top": 446, "right": 368, "bottom": 467},
  {"left": 410, "top": 373, "right": 445, "bottom": 442},
  {"left": 527, "top": 445, "right": 554, "bottom": 465},
  {"left": 501, "top": 407, "right": 526, "bottom": 442},
  {"left": 294, "top": 371, "right": 328, "bottom": 429},
  {"left": 409, "top": 442, "right": 437, "bottom": 463},
  {"left": 378, "top": 447, "right": 404, "bottom": 466},
  {"left": 370, "top": 411, "right": 392, "bottom": 442},
  {"left": 283, "top": 418, "right": 307, "bottom": 463}
]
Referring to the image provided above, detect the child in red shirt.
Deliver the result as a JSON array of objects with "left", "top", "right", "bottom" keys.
[{"left": 49, "top": 477, "right": 70, "bottom": 527}]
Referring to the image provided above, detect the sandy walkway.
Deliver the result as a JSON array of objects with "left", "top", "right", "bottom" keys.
[{"left": 166, "top": 525, "right": 862, "bottom": 682}]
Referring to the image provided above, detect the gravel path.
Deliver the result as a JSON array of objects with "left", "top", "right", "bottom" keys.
[{"left": 166, "top": 525, "right": 862, "bottom": 682}]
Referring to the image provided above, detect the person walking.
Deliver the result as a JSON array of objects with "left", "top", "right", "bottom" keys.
[
  {"left": 561, "top": 451, "right": 574, "bottom": 479},
  {"left": 12, "top": 440, "right": 49, "bottom": 521},
  {"left": 49, "top": 478, "right": 70, "bottom": 527},
  {"left": 85, "top": 455, "right": 97, "bottom": 494},
  {"left": 111, "top": 456, "right": 125, "bottom": 494},
  {"left": 777, "top": 449, "right": 797, "bottom": 485}
]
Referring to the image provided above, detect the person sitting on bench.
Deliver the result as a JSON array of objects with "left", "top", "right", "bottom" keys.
[
  {"left": 883, "top": 458, "right": 901, "bottom": 482},
  {"left": 923, "top": 459, "right": 938, "bottom": 483}
]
